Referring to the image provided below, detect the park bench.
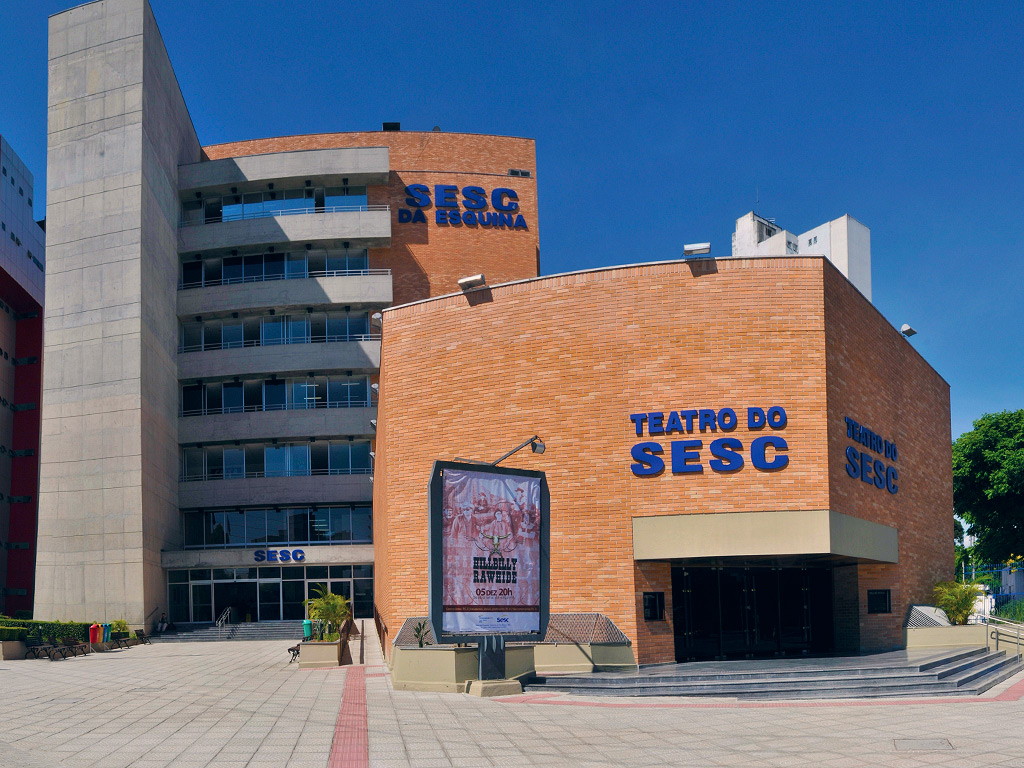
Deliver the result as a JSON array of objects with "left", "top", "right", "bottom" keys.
[
  {"left": 46, "top": 637, "right": 72, "bottom": 660},
  {"left": 109, "top": 634, "right": 132, "bottom": 650},
  {"left": 24, "top": 635, "right": 54, "bottom": 660},
  {"left": 60, "top": 637, "right": 90, "bottom": 656},
  {"left": 134, "top": 628, "right": 152, "bottom": 645}
]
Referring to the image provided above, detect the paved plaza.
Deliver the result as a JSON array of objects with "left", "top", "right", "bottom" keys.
[{"left": 2, "top": 636, "right": 1024, "bottom": 768}]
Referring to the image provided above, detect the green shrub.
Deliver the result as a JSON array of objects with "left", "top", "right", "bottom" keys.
[
  {"left": 932, "top": 581, "right": 982, "bottom": 625},
  {"left": 0, "top": 627, "right": 28, "bottom": 641},
  {"left": 995, "top": 598, "right": 1024, "bottom": 622},
  {"left": 13, "top": 610, "right": 32, "bottom": 620},
  {"left": 110, "top": 619, "right": 129, "bottom": 633},
  {"left": 0, "top": 618, "right": 91, "bottom": 642}
]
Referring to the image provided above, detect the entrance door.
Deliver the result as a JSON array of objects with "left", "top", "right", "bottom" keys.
[
  {"left": 214, "top": 582, "right": 258, "bottom": 623},
  {"left": 672, "top": 565, "right": 834, "bottom": 661}
]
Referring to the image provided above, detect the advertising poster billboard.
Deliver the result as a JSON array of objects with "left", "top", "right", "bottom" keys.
[{"left": 429, "top": 461, "right": 549, "bottom": 641}]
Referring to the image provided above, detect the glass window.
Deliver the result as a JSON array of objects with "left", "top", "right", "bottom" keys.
[
  {"left": 262, "top": 316, "right": 284, "bottom": 345},
  {"left": 286, "top": 252, "right": 307, "bottom": 278},
  {"left": 330, "top": 581, "right": 352, "bottom": 601},
  {"left": 326, "top": 313, "right": 347, "bottom": 342},
  {"left": 222, "top": 382, "right": 243, "bottom": 413},
  {"left": 223, "top": 448, "right": 245, "bottom": 479},
  {"left": 191, "top": 583, "right": 213, "bottom": 622},
  {"left": 353, "top": 564, "right": 374, "bottom": 579},
  {"left": 223, "top": 510, "right": 245, "bottom": 546},
  {"left": 266, "top": 509, "right": 288, "bottom": 543},
  {"left": 243, "top": 254, "right": 263, "bottom": 282},
  {"left": 351, "top": 442, "right": 371, "bottom": 473},
  {"left": 288, "top": 315, "right": 309, "bottom": 344},
  {"left": 181, "top": 260, "right": 203, "bottom": 287},
  {"left": 223, "top": 256, "right": 243, "bottom": 284},
  {"left": 206, "top": 383, "right": 223, "bottom": 414},
  {"left": 207, "top": 512, "right": 227, "bottom": 546},
  {"left": 290, "top": 379, "right": 315, "bottom": 409},
  {"left": 203, "top": 197, "right": 222, "bottom": 222},
  {"left": 352, "top": 506, "right": 372, "bottom": 543},
  {"left": 182, "top": 447, "right": 205, "bottom": 480},
  {"left": 326, "top": 186, "right": 367, "bottom": 208},
  {"left": 329, "top": 443, "right": 349, "bottom": 475},
  {"left": 306, "top": 566, "right": 328, "bottom": 580},
  {"left": 236, "top": 568, "right": 257, "bottom": 580},
  {"left": 353, "top": 578, "right": 374, "bottom": 619},
  {"left": 181, "top": 200, "right": 203, "bottom": 225},
  {"left": 282, "top": 580, "right": 304, "bottom": 619},
  {"left": 281, "top": 566, "right": 305, "bottom": 580},
  {"left": 264, "top": 252, "right": 284, "bottom": 280},
  {"left": 264, "top": 379, "right": 286, "bottom": 411},
  {"left": 168, "top": 570, "right": 189, "bottom": 584},
  {"left": 245, "top": 508, "right": 267, "bottom": 545},
  {"left": 222, "top": 322, "right": 243, "bottom": 349},
  {"left": 181, "top": 384, "right": 204, "bottom": 416},
  {"left": 350, "top": 378, "right": 369, "bottom": 406},
  {"left": 259, "top": 567, "right": 281, "bottom": 580},
  {"left": 330, "top": 507, "right": 351, "bottom": 542},
  {"left": 222, "top": 194, "right": 243, "bottom": 221},
  {"left": 184, "top": 513, "right": 205, "bottom": 547},
  {"left": 181, "top": 322, "right": 202, "bottom": 352},
  {"left": 287, "top": 508, "right": 309, "bottom": 542},
  {"left": 243, "top": 192, "right": 263, "bottom": 217},
  {"left": 169, "top": 584, "right": 190, "bottom": 624},
  {"left": 213, "top": 568, "right": 235, "bottom": 581},
  {"left": 264, "top": 445, "right": 287, "bottom": 478},
  {"left": 258, "top": 582, "right": 281, "bottom": 621},
  {"left": 206, "top": 448, "right": 223, "bottom": 479},
  {"left": 309, "top": 507, "right": 331, "bottom": 543},
  {"left": 190, "top": 569, "right": 212, "bottom": 582},
  {"left": 330, "top": 565, "right": 352, "bottom": 579},
  {"left": 349, "top": 313, "right": 370, "bottom": 338},
  {"left": 288, "top": 444, "right": 310, "bottom": 476}
]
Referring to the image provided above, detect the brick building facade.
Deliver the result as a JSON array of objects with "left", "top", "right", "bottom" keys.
[{"left": 372, "top": 257, "right": 953, "bottom": 664}]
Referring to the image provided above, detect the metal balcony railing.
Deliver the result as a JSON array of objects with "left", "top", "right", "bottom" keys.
[
  {"left": 180, "top": 398, "right": 376, "bottom": 418},
  {"left": 179, "top": 204, "right": 390, "bottom": 228},
  {"left": 179, "top": 467, "right": 373, "bottom": 482},
  {"left": 178, "top": 267, "right": 391, "bottom": 291},
  {"left": 178, "top": 332, "right": 381, "bottom": 354}
]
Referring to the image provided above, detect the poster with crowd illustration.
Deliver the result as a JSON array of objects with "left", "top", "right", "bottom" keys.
[{"left": 428, "top": 461, "right": 549, "bottom": 640}]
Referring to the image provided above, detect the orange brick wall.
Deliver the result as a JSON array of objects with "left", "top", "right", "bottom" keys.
[
  {"left": 824, "top": 266, "right": 954, "bottom": 650},
  {"left": 203, "top": 131, "right": 540, "bottom": 305},
  {"left": 373, "top": 257, "right": 953, "bottom": 663}
]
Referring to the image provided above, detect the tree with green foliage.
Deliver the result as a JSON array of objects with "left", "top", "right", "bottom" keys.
[{"left": 952, "top": 410, "right": 1024, "bottom": 564}]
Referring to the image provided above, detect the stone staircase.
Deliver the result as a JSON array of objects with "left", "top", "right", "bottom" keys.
[
  {"left": 525, "top": 646, "right": 1024, "bottom": 700},
  {"left": 150, "top": 621, "right": 305, "bottom": 643}
]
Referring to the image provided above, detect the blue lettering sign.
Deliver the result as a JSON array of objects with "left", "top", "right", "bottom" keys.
[
  {"left": 630, "top": 442, "right": 664, "bottom": 476},
  {"left": 254, "top": 548, "right": 307, "bottom": 563},
  {"left": 843, "top": 416, "right": 899, "bottom": 494},
  {"left": 397, "top": 183, "right": 529, "bottom": 231}
]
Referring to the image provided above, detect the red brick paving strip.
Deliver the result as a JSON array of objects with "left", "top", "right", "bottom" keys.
[{"left": 329, "top": 667, "right": 369, "bottom": 768}]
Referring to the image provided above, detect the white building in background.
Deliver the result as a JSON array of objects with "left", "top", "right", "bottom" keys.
[{"left": 731, "top": 212, "right": 872, "bottom": 301}]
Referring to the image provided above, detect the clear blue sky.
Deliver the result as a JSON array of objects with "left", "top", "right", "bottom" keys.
[{"left": 2, "top": 1, "right": 1021, "bottom": 439}]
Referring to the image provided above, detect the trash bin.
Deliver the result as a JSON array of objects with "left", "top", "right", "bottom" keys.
[
  {"left": 302, "top": 619, "right": 312, "bottom": 641},
  {"left": 102, "top": 623, "right": 111, "bottom": 643},
  {"left": 89, "top": 623, "right": 100, "bottom": 644}
]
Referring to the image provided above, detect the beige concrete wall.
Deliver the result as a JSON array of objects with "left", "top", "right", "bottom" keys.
[
  {"left": 903, "top": 625, "right": 987, "bottom": 648},
  {"left": 177, "top": 406, "right": 376, "bottom": 446},
  {"left": 37, "top": 0, "right": 201, "bottom": 624},
  {"left": 177, "top": 340, "right": 380, "bottom": 381},
  {"left": 177, "top": 210, "right": 391, "bottom": 254},
  {"left": 176, "top": 274, "right": 392, "bottom": 318}
]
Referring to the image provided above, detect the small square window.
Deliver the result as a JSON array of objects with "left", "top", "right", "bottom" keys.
[
  {"left": 1, "top": 167, "right": 5, "bottom": 175},
  {"left": 643, "top": 591, "right": 666, "bottom": 621},
  {"left": 27, "top": 198, "right": 32, "bottom": 207},
  {"left": 18, "top": 187, "right": 23, "bottom": 196},
  {"left": 867, "top": 589, "right": 891, "bottom": 614}
]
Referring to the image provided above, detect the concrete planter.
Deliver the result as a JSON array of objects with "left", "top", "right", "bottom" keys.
[
  {"left": 534, "top": 642, "right": 638, "bottom": 674},
  {"left": 392, "top": 646, "right": 479, "bottom": 692},
  {"left": 0, "top": 640, "right": 27, "bottom": 660},
  {"left": 298, "top": 640, "right": 342, "bottom": 669},
  {"left": 904, "top": 624, "right": 988, "bottom": 648}
]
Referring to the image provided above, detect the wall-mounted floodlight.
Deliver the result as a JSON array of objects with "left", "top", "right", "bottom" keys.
[
  {"left": 369, "top": 419, "right": 377, "bottom": 430},
  {"left": 900, "top": 324, "right": 917, "bottom": 337},
  {"left": 457, "top": 274, "right": 487, "bottom": 291},
  {"left": 371, "top": 312, "right": 383, "bottom": 327},
  {"left": 683, "top": 243, "right": 711, "bottom": 256},
  {"left": 492, "top": 435, "right": 545, "bottom": 466},
  {"left": 371, "top": 383, "right": 379, "bottom": 393}
]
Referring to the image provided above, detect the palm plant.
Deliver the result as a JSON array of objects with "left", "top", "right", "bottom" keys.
[
  {"left": 303, "top": 585, "right": 352, "bottom": 641},
  {"left": 932, "top": 580, "right": 981, "bottom": 625}
]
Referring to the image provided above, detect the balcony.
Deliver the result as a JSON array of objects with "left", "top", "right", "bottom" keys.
[
  {"left": 178, "top": 208, "right": 392, "bottom": 253},
  {"left": 177, "top": 271, "right": 392, "bottom": 318},
  {"left": 178, "top": 147, "right": 390, "bottom": 196},
  {"left": 178, "top": 473, "right": 373, "bottom": 509},
  {"left": 178, "top": 339, "right": 381, "bottom": 380},
  {"left": 179, "top": 405, "right": 376, "bottom": 445}
]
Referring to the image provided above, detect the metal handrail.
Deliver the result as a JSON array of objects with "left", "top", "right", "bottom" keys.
[
  {"left": 179, "top": 204, "right": 390, "bottom": 228},
  {"left": 178, "top": 332, "right": 381, "bottom": 354},
  {"left": 180, "top": 398, "right": 376, "bottom": 417},
  {"left": 178, "top": 268, "right": 391, "bottom": 290},
  {"left": 215, "top": 606, "right": 232, "bottom": 639},
  {"left": 984, "top": 615, "right": 1024, "bottom": 658},
  {"left": 180, "top": 467, "right": 373, "bottom": 482}
]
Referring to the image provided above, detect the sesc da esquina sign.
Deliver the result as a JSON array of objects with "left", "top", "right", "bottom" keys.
[{"left": 428, "top": 460, "right": 550, "bottom": 643}]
